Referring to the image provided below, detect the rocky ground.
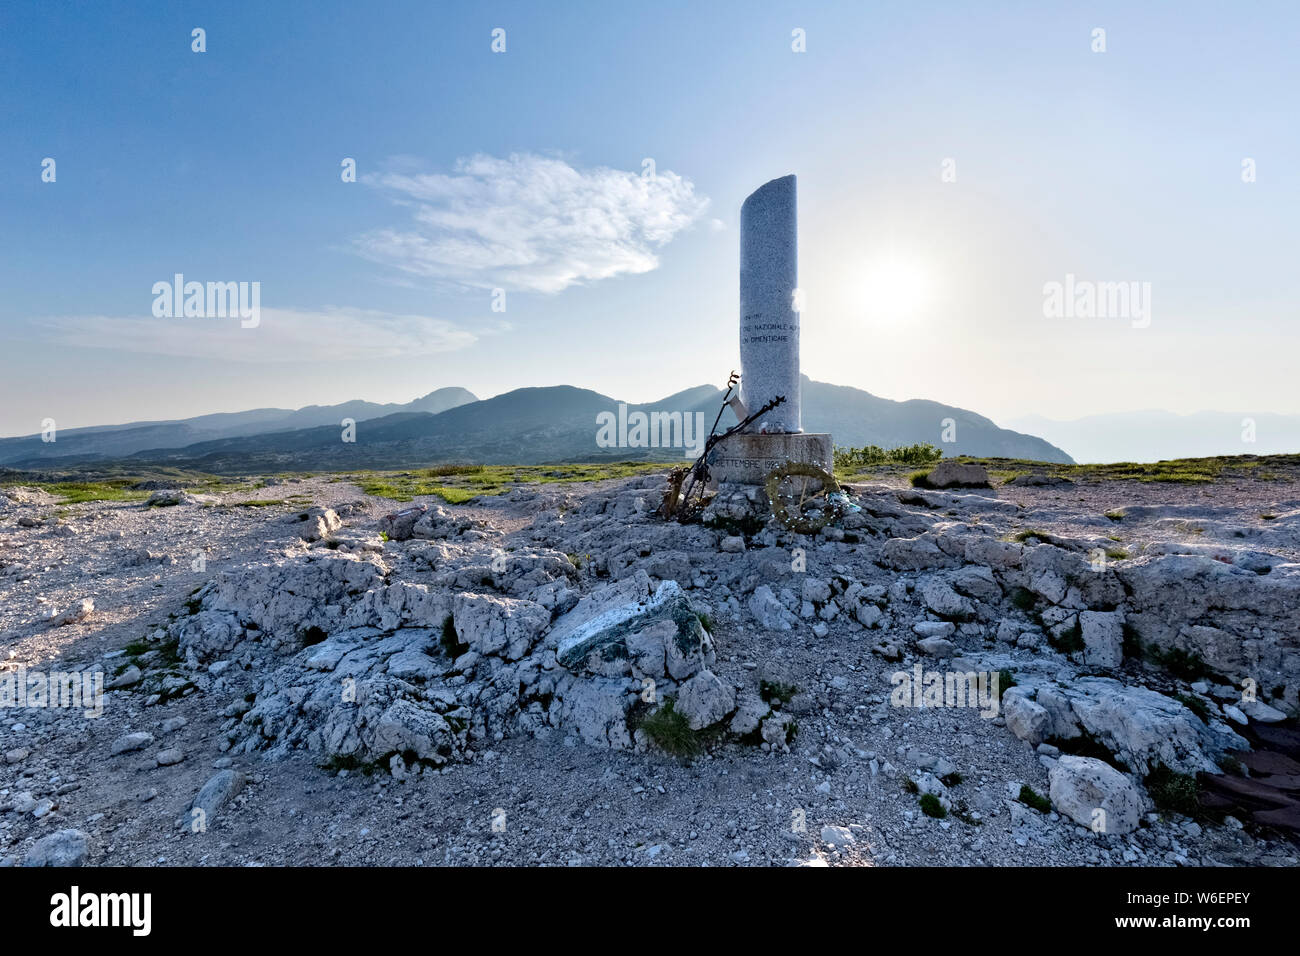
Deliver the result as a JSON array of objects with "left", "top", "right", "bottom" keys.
[{"left": 1, "top": 463, "right": 1298, "bottom": 867}]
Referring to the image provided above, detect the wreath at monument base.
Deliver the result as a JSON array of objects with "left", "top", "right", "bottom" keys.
[{"left": 764, "top": 462, "right": 841, "bottom": 534}]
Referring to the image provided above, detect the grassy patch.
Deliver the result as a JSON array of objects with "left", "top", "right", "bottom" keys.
[
  {"left": 320, "top": 753, "right": 386, "bottom": 775},
  {"left": 995, "top": 669, "right": 1017, "bottom": 702},
  {"left": 1144, "top": 644, "right": 1221, "bottom": 682},
  {"left": 909, "top": 469, "right": 936, "bottom": 489},
  {"left": 1174, "top": 693, "right": 1211, "bottom": 724},
  {"left": 759, "top": 679, "right": 798, "bottom": 707},
  {"left": 1008, "top": 586, "right": 1037, "bottom": 612},
  {"left": 1048, "top": 620, "right": 1085, "bottom": 654},
  {"left": 355, "top": 461, "right": 663, "bottom": 503},
  {"left": 33, "top": 480, "right": 151, "bottom": 504},
  {"left": 919, "top": 793, "right": 947, "bottom": 818},
  {"left": 1018, "top": 784, "right": 1052, "bottom": 813},
  {"left": 834, "top": 443, "right": 943, "bottom": 472},
  {"left": 636, "top": 699, "right": 702, "bottom": 758},
  {"left": 1145, "top": 763, "right": 1202, "bottom": 817}
]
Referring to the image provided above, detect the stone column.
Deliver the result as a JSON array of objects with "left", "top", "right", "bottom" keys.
[{"left": 739, "top": 174, "right": 800, "bottom": 433}]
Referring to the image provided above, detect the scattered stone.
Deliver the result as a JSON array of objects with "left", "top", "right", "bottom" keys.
[
  {"left": 676, "top": 669, "right": 736, "bottom": 731},
  {"left": 183, "top": 770, "right": 246, "bottom": 831},
  {"left": 925, "top": 461, "right": 990, "bottom": 488},
  {"left": 51, "top": 598, "right": 94, "bottom": 627},
  {"left": 23, "top": 829, "right": 89, "bottom": 867},
  {"left": 110, "top": 732, "right": 154, "bottom": 755},
  {"left": 107, "top": 665, "right": 142, "bottom": 689},
  {"left": 913, "top": 620, "right": 956, "bottom": 638},
  {"left": 820, "top": 825, "right": 854, "bottom": 848},
  {"left": 1048, "top": 756, "right": 1144, "bottom": 835},
  {"left": 917, "top": 637, "right": 957, "bottom": 657},
  {"left": 1239, "top": 699, "right": 1287, "bottom": 723}
]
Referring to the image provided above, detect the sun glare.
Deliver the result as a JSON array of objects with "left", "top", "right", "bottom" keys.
[{"left": 862, "top": 256, "right": 932, "bottom": 322}]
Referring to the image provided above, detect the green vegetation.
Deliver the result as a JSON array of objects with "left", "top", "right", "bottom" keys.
[
  {"left": 10, "top": 453, "right": 1293, "bottom": 515},
  {"left": 978, "top": 453, "right": 1300, "bottom": 486},
  {"left": 908, "top": 469, "right": 936, "bottom": 488},
  {"left": 31, "top": 480, "right": 151, "bottom": 504},
  {"left": 1128, "top": 640, "right": 1223, "bottom": 682},
  {"left": 759, "top": 679, "right": 798, "bottom": 707},
  {"left": 1018, "top": 785, "right": 1052, "bottom": 813},
  {"left": 354, "top": 461, "right": 664, "bottom": 503},
  {"left": 918, "top": 793, "right": 948, "bottom": 819},
  {"left": 636, "top": 699, "right": 702, "bottom": 758},
  {"left": 1048, "top": 620, "right": 1085, "bottom": 654},
  {"left": 834, "top": 443, "right": 944, "bottom": 473},
  {"left": 320, "top": 753, "right": 387, "bottom": 776},
  {"left": 1121, "top": 623, "right": 1145, "bottom": 660},
  {"left": 1175, "top": 693, "right": 1211, "bottom": 724},
  {"left": 995, "top": 669, "right": 1017, "bottom": 702},
  {"left": 1008, "top": 587, "right": 1037, "bottom": 612},
  {"left": 1145, "top": 763, "right": 1202, "bottom": 817}
]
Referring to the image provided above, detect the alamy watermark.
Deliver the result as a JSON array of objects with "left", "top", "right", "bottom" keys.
[
  {"left": 152, "top": 274, "right": 260, "bottom": 328},
  {"left": 1, "top": 666, "right": 104, "bottom": 718},
  {"left": 1042, "top": 274, "right": 1150, "bottom": 328},
  {"left": 595, "top": 405, "right": 708, "bottom": 458},
  {"left": 890, "top": 664, "right": 1000, "bottom": 718}
]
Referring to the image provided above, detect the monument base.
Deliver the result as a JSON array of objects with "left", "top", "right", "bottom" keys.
[{"left": 705, "top": 433, "right": 833, "bottom": 486}]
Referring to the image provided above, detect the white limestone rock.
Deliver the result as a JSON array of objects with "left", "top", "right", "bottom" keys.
[
  {"left": 1048, "top": 756, "right": 1144, "bottom": 835},
  {"left": 676, "top": 669, "right": 736, "bottom": 731}
]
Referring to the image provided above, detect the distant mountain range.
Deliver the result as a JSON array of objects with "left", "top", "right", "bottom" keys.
[
  {"left": 0, "top": 388, "right": 478, "bottom": 467},
  {"left": 1004, "top": 411, "right": 1300, "bottom": 464},
  {"left": 0, "top": 378, "right": 1073, "bottom": 473}
]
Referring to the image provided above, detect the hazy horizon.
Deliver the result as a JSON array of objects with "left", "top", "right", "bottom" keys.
[{"left": 4, "top": 1, "right": 1298, "bottom": 445}]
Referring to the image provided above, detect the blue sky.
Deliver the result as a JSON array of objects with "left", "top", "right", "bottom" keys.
[{"left": 1, "top": 0, "right": 1297, "bottom": 436}]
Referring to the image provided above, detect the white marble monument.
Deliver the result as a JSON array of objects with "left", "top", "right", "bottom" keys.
[
  {"left": 709, "top": 174, "right": 833, "bottom": 486},
  {"left": 739, "top": 174, "right": 801, "bottom": 433}
]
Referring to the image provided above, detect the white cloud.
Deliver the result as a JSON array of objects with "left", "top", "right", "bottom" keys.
[
  {"left": 355, "top": 153, "right": 710, "bottom": 293},
  {"left": 42, "top": 307, "right": 478, "bottom": 363}
]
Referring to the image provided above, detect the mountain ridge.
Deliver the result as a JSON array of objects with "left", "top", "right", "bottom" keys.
[{"left": 0, "top": 379, "right": 1074, "bottom": 472}]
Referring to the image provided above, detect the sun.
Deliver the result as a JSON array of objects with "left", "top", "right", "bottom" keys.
[{"left": 862, "top": 256, "right": 933, "bottom": 322}]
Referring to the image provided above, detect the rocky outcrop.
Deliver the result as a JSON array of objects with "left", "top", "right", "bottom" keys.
[{"left": 1048, "top": 756, "right": 1145, "bottom": 835}]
